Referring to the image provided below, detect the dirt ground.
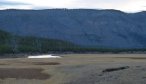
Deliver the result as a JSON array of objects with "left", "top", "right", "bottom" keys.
[{"left": 0, "top": 54, "right": 146, "bottom": 84}]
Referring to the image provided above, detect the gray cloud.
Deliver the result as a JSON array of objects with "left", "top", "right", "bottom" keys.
[
  {"left": 0, "top": 1, "right": 31, "bottom": 6},
  {"left": 32, "top": 6, "right": 53, "bottom": 9}
]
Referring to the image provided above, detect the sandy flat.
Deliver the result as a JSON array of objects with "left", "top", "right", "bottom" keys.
[{"left": 0, "top": 54, "right": 146, "bottom": 84}]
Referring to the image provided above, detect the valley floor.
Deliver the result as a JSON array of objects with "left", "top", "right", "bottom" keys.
[{"left": 0, "top": 54, "right": 146, "bottom": 84}]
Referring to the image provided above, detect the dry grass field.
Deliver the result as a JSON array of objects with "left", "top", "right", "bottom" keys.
[{"left": 0, "top": 54, "right": 146, "bottom": 84}]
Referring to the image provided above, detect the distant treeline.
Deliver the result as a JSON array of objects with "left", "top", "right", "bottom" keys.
[
  {"left": 0, "top": 30, "right": 146, "bottom": 55},
  {"left": 0, "top": 30, "right": 80, "bottom": 54}
]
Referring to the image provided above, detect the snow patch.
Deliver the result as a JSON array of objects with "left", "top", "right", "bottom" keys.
[{"left": 28, "top": 54, "right": 61, "bottom": 58}]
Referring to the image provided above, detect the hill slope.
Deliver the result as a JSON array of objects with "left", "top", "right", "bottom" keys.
[{"left": 0, "top": 9, "right": 146, "bottom": 48}]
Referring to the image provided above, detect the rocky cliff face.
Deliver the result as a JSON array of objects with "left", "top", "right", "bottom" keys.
[{"left": 0, "top": 9, "right": 146, "bottom": 48}]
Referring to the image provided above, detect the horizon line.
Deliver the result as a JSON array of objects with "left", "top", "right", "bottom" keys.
[{"left": 0, "top": 8, "right": 145, "bottom": 13}]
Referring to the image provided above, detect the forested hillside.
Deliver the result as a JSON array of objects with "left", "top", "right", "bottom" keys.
[
  {"left": 0, "top": 30, "right": 82, "bottom": 54},
  {"left": 0, "top": 9, "right": 146, "bottom": 49},
  {"left": 0, "top": 29, "right": 146, "bottom": 55}
]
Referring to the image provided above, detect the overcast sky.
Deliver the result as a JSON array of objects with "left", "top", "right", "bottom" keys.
[{"left": 0, "top": 0, "right": 146, "bottom": 12}]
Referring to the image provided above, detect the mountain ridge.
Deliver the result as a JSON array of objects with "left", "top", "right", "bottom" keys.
[{"left": 0, "top": 9, "right": 146, "bottom": 48}]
